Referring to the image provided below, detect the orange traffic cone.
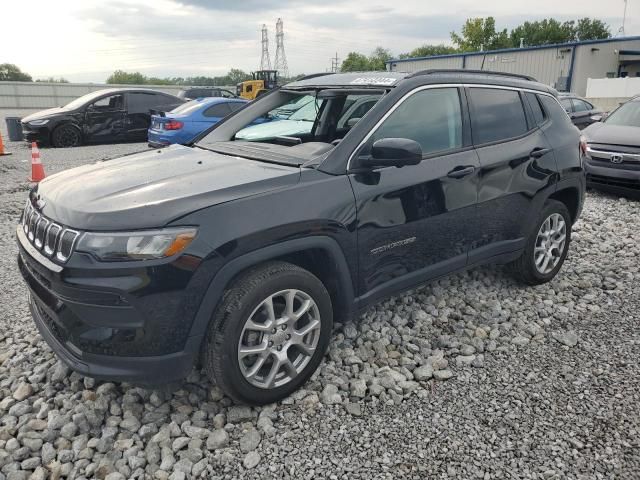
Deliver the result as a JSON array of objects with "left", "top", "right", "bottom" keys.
[
  {"left": 0, "top": 131, "right": 11, "bottom": 156},
  {"left": 29, "top": 142, "right": 46, "bottom": 182}
]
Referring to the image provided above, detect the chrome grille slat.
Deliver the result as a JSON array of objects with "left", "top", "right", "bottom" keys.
[{"left": 20, "top": 203, "right": 78, "bottom": 263}]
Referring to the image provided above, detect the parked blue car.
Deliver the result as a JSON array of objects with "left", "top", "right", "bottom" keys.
[{"left": 148, "top": 97, "right": 248, "bottom": 147}]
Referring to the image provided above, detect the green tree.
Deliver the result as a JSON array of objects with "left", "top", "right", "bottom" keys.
[
  {"left": 399, "top": 44, "right": 458, "bottom": 59},
  {"left": 451, "top": 17, "right": 510, "bottom": 52},
  {"left": 341, "top": 52, "right": 372, "bottom": 72},
  {"left": 227, "top": 69, "right": 251, "bottom": 84},
  {"left": 510, "top": 19, "right": 575, "bottom": 47},
  {"left": 0, "top": 64, "right": 33, "bottom": 82},
  {"left": 368, "top": 47, "right": 392, "bottom": 70},
  {"left": 106, "top": 70, "right": 147, "bottom": 84},
  {"left": 575, "top": 18, "right": 611, "bottom": 41}
]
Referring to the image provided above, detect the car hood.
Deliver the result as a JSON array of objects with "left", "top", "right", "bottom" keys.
[
  {"left": 33, "top": 144, "right": 300, "bottom": 230},
  {"left": 235, "top": 120, "right": 313, "bottom": 141},
  {"left": 22, "top": 107, "right": 71, "bottom": 122},
  {"left": 583, "top": 122, "right": 640, "bottom": 147}
]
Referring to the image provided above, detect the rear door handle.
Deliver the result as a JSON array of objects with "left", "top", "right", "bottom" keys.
[
  {"left": 530, "top": 147, "right": 551, "bottom": 158},
  {"left": 447, "top": 166, "right": 476, "bottom": 179}
]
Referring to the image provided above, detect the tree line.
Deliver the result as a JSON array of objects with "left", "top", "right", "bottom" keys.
[{"left": 341, "top": 16, "right": 611, "bottom": 71}]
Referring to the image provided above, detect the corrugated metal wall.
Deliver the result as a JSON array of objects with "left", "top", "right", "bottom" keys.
[
  {"left": 0, "top": 82, "right": 231, "bottom": 109},
  {"left": 388, "top": 39, "right": 640, "bottom": 96},
  {"left": 390, "top": 48, "right": 572, "bottom": 89}
]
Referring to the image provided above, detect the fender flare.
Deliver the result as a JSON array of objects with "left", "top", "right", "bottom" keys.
[{"left": 188, "top": 235, "right": 356, "bottom": 340}]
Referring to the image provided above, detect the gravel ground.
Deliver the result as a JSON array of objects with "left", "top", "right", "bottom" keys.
[{"left": 0, "top": 112, "right": 639, "bottom": 479}]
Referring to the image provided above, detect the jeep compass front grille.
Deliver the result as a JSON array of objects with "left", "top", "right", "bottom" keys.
[{"left": 21, "top": 203, "right": 79, "bottom": 262}]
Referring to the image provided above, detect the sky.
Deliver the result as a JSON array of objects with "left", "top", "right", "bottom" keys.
[{"left": 2, "top": 0, "right": 638, "bottom": 83}]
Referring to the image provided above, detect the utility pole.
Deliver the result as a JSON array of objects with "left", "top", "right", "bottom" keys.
[
  {"left": 260, "top": 24, "right": 271, "bottom": 71},
  {"left": 620, "top": 0, "right": 628, "bottom": 36},
  {"left": 331, "top": 52, "right": 340, "bottom": 73},
  {"left": 274, "top": 18, "right": 289, "bottom": 78}
]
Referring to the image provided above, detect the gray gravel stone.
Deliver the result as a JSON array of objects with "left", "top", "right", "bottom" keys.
[
  {"left": 242, "top": 451, "right": 261, "bottom": 469},
  {"left": 239, "top": 428, "right": 261, "bottom": 453}
]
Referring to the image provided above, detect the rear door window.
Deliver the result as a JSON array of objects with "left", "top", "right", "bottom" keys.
[
  {"left": 204, "top": 103, "right": 232, "bottom": 118},
  {"left": 573, "top": 99, "right": 593, "bottom": 112},
  {"left": 468, "top": 88, "right": 528, "bottom": 144},
  {"left": 524, "top": 92, "right": 546, "bottom": 126},
  {"left": 128, "top": 92, "right": 166, "bottom": 113},
  {"left": 560, "top": 98, "right": 574, "bottom": 113}
]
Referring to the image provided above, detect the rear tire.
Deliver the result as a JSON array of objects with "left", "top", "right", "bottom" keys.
[
  {"left": 203, "top": 261, "right": 333, "bottom": 405},
  {"left": 51, "top": 125, "right": 81, "bottom": 148},
  {"left": 509, "top": 200, "right": 572, "bottom": 285}
]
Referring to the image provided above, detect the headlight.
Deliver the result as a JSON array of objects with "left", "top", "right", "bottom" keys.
[
  {"left": 29, "top": 119, "right": 49, "bottom": 126},
  {"left": 76, "top": 227, "right": 197, "bottom": 261}
]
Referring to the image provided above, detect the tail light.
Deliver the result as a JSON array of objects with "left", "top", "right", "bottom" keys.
[{"left": 164, "top": 120, "right": 183, "bottom": 130}]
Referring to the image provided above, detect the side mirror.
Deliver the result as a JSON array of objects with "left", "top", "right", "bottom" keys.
[
  {"left": 590, "top": 114, "right": 602, "bottom": 122},
  {"left": 362, "top": 138, "right": 423, "bottom": 169}
]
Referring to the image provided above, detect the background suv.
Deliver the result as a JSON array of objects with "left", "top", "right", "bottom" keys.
[{"left": 17, "top": 70, "right": 585, "bottom": 404}]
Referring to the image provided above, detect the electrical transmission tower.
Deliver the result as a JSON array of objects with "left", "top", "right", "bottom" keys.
[
  {"left": 331, "top": 52, "right": 340, "bottom": 72},
  {"left": 274, "top": 18, "right": 289, "bottom": 78},
  {"left": 260, "top": 24, "right": 271, "bottom": 70}
]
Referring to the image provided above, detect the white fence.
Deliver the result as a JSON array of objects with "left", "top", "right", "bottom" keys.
[
  {"left": 586, "top": 77, "right": 640, "bottom": 99},
  {"left": 0, "top": 82, "right": 233, "bottom": 109}
]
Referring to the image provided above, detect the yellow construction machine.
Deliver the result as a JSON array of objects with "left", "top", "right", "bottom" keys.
[{"left": 237, "top": 70, "right": 278, "bottom": 100}]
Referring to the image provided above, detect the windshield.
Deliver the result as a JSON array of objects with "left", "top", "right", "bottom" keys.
[
  {"left": 195, "top": 88, "right": 385, "bottom": 165},
  {"left": 605, "top": 101, "right": 640, "bottom": 127},
  {"left": 64, "top": 90, "right": 119, "bottom": 110},
  {"left": 170, "top": 100, "right": 207, "bottom": 115}
]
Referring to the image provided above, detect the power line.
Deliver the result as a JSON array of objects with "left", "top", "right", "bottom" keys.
[
  {"left": 260, "top": 24, "right": 271, "bottom": 70},
  {"left": 274, "top": 18, "right": 289, "bottom": 78}
]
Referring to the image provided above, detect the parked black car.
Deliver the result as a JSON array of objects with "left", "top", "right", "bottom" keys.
[
  {"left": 177, "top": 87, "right": 237, "bottom": 100},
  {"left": 558, "top": 93, "right": 603, "bottom": 129},
  {"left": 21, "top": 88, "right": 184, "bottom": 147},
  {"left": 583, "top": 95, "right": 640, "bottom": 196},
  {"left": 17, "top": 70, "right": 585, "bottom": 404}
]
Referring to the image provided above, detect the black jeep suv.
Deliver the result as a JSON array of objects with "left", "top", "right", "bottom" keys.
[{"left": 17, "top": 70, "right": 586, "bottom": 404}]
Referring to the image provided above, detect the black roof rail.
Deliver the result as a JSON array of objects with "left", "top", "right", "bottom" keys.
[
  {"left": 295, "top": 72, "right": 336, "bottom": 81},
  {"left": 407, "top": 69, "right": 537, "bottom": 82}
]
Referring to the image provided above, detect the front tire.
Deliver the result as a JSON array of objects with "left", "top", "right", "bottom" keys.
[
  {"left": 509, "top": 200, "right": 572, "bottom": 285},
  {"left": 51, "top": 125, "right": 82, "bottom": 148},
  {"left": 203, "top": 261, "right": 333, "bottom": 405}
]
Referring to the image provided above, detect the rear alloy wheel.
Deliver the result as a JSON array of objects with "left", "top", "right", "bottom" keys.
[
  {"left": 203, "top": 262, "right": 332, "bottom": 405},
  {"left": 509, "top": 200, "right": 572, "bottom": 285},
  {"left": 533, "top": 213, "right": 567, "bottom": 275},
  {"left": 52, "top": 125, "right": 81, "bottom": 148}
]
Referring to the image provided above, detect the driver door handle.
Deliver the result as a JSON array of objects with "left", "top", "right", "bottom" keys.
[
  {"left": 447, "top": 166, "right": 476, "bottom": 179},
  {"left": 530, "top": 147, "right": 551, "bottom": 158}
]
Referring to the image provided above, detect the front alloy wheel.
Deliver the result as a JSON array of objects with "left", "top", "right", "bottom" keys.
[
  {"left": 203, "top": 261, "right": 333, "bottom": 405},
  {"left": 238, "top": 289, "right": 321, "bottom": 389}
]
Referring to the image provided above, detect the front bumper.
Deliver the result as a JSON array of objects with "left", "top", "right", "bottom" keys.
[
  {"left": 21, "top": 124, "right": 49, "bottom": 144},
  {"left": 16, "top": 225, "right": 206, "bottom": 384},
  {"left": 585, "top": 158, "right": 640, "bottom": 197}
]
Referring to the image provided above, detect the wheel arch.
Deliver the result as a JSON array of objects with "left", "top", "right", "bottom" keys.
[
  {"left": 189, "top": 236, "right": 356, "bottom": 341},
  {"left": 548, "top": 185, "right": 581, "bottom": 223}
]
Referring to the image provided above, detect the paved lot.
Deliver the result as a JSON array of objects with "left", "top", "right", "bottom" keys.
[{"left": 0, "top": 111, "right": 639, "bottom": 479}]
